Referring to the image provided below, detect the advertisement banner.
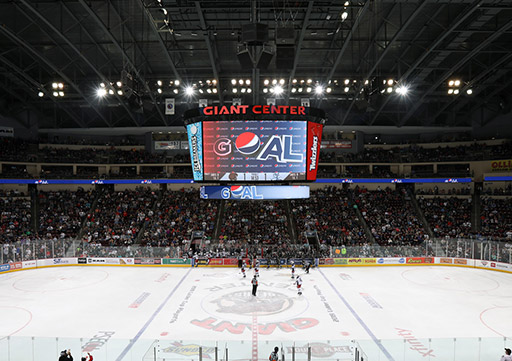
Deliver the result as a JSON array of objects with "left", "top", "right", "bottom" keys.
[
  {"left": 202, "top": 120, "right": 307, "bottom": 182},
  {"left": 208, "top": 258, "right": 224, "bottom": 266},
  {"left": 222, "top": 258, "right": 238, "bottom": 266},
  {"left": 0, "top": 264, "right": 10, "bottom": 272},
  {"left": 162, "top": 258, "right": 192, "bottom": 265},
  {"left": 200, "top": 185, "right": 309, "bottom": 200},
  {"left": 454, "top": 259, "right": 468, "bottom": 265},
  {"left": 186, "top": 122, "right": 203, "bottom": 181},
  {"left": 490, "top": 160, "right": 512, "bottom": 172},
  {"left": 406, "top": 257, "right": 434, "bottom": 264},
  {"left": 86, "top": 258, "right": 121, "bottom": 265},
  {"left": 120, "top": 258, "right": 134, "bottom": 265},
  {"left": 306, "top": 122, "right": 323, "bottom": 180},
  {"left": 321, "top": 140, "right": 352, "bottom": 149},
  {"left": 78, "top": 258, "right": 87, "bottom": 264},
  {"left": 134, "top": 258, "right": 161, "bottom": 265},
  {"left": 440, "top": 258, "right": 453, "bottom": 264},
  {"left": 22, "top": 260, "right": 36, "bottom": 269},
  {"left": 165, "top": 98, "right": 175, "bottom": 115},
  {"left": 10, "top": 262, "right": 22, "bottom": 271},
  {"left": 0, "top": 126, "right": 14, "bottom": 137},
  {"left": 377, "top": 258, "right": 406, "bottom": 265},
  {"left": 155, "top": 141, "right": 180, "bottom": 150},
  {"left": 332, "top": 258, "right": 347, "bottom": 265}
]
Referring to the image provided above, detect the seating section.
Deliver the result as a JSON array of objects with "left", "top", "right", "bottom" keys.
[
  {"left": 0, "top": 195, "right": 31, "bottom": 242},
  {"left": 291, "top": 187, "right": 367, "bottom": 246},
  {"left": 355, "top": 187, "right": 427, "bottom": 245},
  {"left": 219, "top": 200, "right": 290, "bottom": 244},
  {"left": 480, "top": 197, "right": 512, "bottom": 239},
  {"left": 417, "top": 196, "right": 472, "bottom": 238}
]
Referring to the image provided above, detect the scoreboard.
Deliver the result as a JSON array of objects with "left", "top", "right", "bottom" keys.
[{"left": 185, "top": 106, "right": 324, "bottom": 183}]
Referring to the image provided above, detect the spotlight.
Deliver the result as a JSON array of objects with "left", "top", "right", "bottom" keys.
[
  {"left": 239, "top": 79, "right": 244, "bottom": 85},
  {"left": 263, "top": 88, "right": 268, "bottom": 93},
  {"left": 344, "top": 87, "right": 350, "bottom": 93},
  {"left": 344, "top": 1, "right": 349, "bottom": 6},
  {"left": 292, "top": 79, "right": 297, "bottom": 84},
  {"left": 212, "top": 88, "right": 217, "bottom": 93},
  {"left": 273, "top": 85, "right": 283, "bottom": 95},
  {"left": 298, "top": 88, "right": 303, "bottom": 93},
  {"left": 344, "top": 79, "right": 350, "bottom": 85},
  {"left": 174, "top": 88, "right": 179, "bottom": 94},
  {"left": 53, "top": 91, "right": 58, "bottom": 97},
  {"left": 387, "top": 79, "right": 394, "bottom": 86},
  {"left": 108, "top": 89, "right": 114, "bottom": 95},
  {"left": 307, "top": 79, "right": 312, "bottom": 84},
  {"left": 291, "top": 88, "right": 297, "bottom": 93},
  {"left": 454, "top": 89, "right": 459, "bottom": 95},
  {"left": 279, "top": 78, "right": 285, "bottom": 85},
  {"left": 448, "top": 89, "right": 454, "bottom": 94},
  {"left": 116, "top": 81, "right": 122, "bottom": 87},
  {"left": 395, "top": 85, "right": 408, "bottom": 95},
  {"left": 157, "top": 88, "right": 163, "bottom": 94},
  {"left": 454, "top": 80, "right": 461, "bottom": 87},
  {"left": 38, "top": 91, "right": 44, "bottom": 97},
  {"left": 97, "top": 88, "right": 107, "bottom": 97},
  {"left": 247, "top": 88, "right": 252, "bottom": 93},
  {"left": 246, "top": 79, "right": 251, "bottom": 85},
  {"left": 175, "top": 80, "right": 180, "bottom": 86},
  {"left": 306, "top": 87, "right": 312, "bottom": 93},
  {"left": 364, "top": 79, "right": 369, "bottom": 85},
  {"left": 232, "top": 88, "right": 238, "bottom": 93},
  {"left": 467, "top": 89, "right": 473, "bottom": 95},
  {"left": 315, "top": 85, "right": 323, "bottom": 95},
  {"left": 199, "top": 89, "right": 203, "bottom": 94},
  {"left": 341, "top": 11, "right": 348, "bottom": 21},
  {"left": 386, "top": 87, "right": 393, "bottom": 93},
  {"left": 448, "top": 80, "right": 454, "bottom": 87},
  {"left": 241, "top": 88, "right": 246, "bottom": 93},
  {"left": 212, "top": 80, "right": 217, "bottom": 85},
  {"left": 157, "top": 80, "right": 163, "bottom": 86},
  {"left": 161, "top": 8, "right": 168, "bottom": 15},
  {"left": 264, "top": 79, "right": 270, "bottom": 86},
  {"left": 272, "top": 79, "right": 277, "bottom": 85},
  {"left": 117, "top": 90, "right": 123, "bottom": 95},
  {"left": 185, "top": 86, "right": 194, "bottom": 96},
  {"left": 231, "top": 79, "right": 237, "bottom": 85},
  {"left": 100, "top": 82, "right": 106, "bottom": 88},
  {"left": 207, "top": 88, "right": 212, "bottom": 94},
  {"left": 58, "top": 83, "right": 64, "bottom": 89},
  {"left": 326, "top": 87, "right": 332, "bottom": 93},
  {"left": 52, "top": 82, "right": 58, "bottom": 89},
  {"left": 58, "top": 91, "right": 64, "bottom": 97}
]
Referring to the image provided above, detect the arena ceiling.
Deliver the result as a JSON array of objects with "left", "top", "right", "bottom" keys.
[{"left": 0, "top": 0, "right": 511, "bottom": 131}]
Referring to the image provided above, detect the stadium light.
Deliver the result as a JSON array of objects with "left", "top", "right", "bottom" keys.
[
  {"left": 341, "top": 11, "right": 348, "bottom": 21},
  {"left": 175, "top": 80, "right": 180, "bottom": 86},
  {"left": 157, "top": 80, "right": 162, "bottom": 86},
  {"left": 116, "top": 81, "right": 122, "bottom": 87},
  {"left": 448, "top": 80, "right": 455, "bottom": 87},
  {"left": 273, "top": 85, "right": 283, "bottom": 95},
  {"left": 212, "top": 88, "right": 217, "bottom": 94},
  {"left": 117, "top": 90, "right": 123, "bottom": 95},
  {"left": 108, "top": 89, "right": 114, "bottom": 95},
  {"left": 97, "top": 88, "right": 107, "bottom": 97},
  {"left": 386, "top": 87, "right": 393, "bottom": 93},
  {"left": 38, "top": 91, "right": 44, "bottom": 97},
  {"left": 53, "top": 91, "right": 59, "bottom": 97},
  {"left": 395, "top": 85, "right": 409, "bottom": 96},
  {"left": 246, "top": 79, "right": 251, "bottom": 85},
  {"left": 100, "top": 82, "right": 106, "bottom": 88},
  {"left": 448, "top": 89, "right": 454, "bottom": 94},
  {"left": 454, "top": 89, "right": 459, "bottom": 95},
  {"left": 247, "top": 88, "right": 252, "bottom": 93},
  {"left": 264, "top": 79, "right": 270, "bottom": 86},
  {"left": 344, "top": 79, "right": 350, "bottom": 85},
  {"left": 315, "top": 85, "right": 323, "bottom": 95},
  {"left": 263, "top": 88, "right": 268, "bottom": 93},
  {"left": 173, "top": 88, "right": 179, "bottom": 94},
  {"left": 326, "top": 87, "right": 332, "bottom": 93},
  {"left": 232, "top": 88, "right": 238, "bottom": 93},
  {"left": 231, "top": 79, "right": 237, "bottom": 85},
  {"left": 157, "top": 88, "right": 163, "bottom": 94},
  {"left": 454, "top": 80, "right": 461, "bottom": 87},
  {"left": 185, "top": 86, "right": 194, "bottom": 96},
  {"left": 387, "top": 79, "right": 394, "bottom": 86},
  {"left": 279, "top": 78, "right": 285, "bottom": 85},
  {"left": 52, "top": 82, "right": 58, "bottom": 89},
  {"left": 239, "top": 79, "right": 244, "bottom": 85},
  {"left": 344, "top": 86, "right": 350, "bottom": 93},
  {"left": 58, "top": 91, "right": 64, "bottom": 97},
  {"left": 306, "top": 87, "right": 312, "bottom": 93},
  {"left": 467, "top": 89, "right": 473, "bottom": 95}
]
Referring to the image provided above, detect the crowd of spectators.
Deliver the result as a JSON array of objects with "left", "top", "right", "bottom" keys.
[
  {"left": 139, "top": 188, "right": 217, "bottom": 247},
  {"left": 416, "top": 185, "right": 471, "bottom": 195},
  {"left": 81, "top": 187, "right": 158, "bottom": 245},
  {"left": 38, "top": 189, "right": 96, "bottom": 239},
  {"left": 480, "top": 197, "right": 512, "bottom": 239},
  {"left": 0, "top": 194, "right": 32, "bottom": 243},
  {"left": 483, "top": 185, "right": 512, "bottom": 196},
  {"left": 291, "top": 187, "right": 367, "bottom": 247},
  {"left": 355, "top": 187, "right": 428, "bottom": 245},
  {"left": 418, "top": 196, "right": 472, "bottom": 238},
  {"left": 219, "top": 200, "right": 290, "bottom": 245}
]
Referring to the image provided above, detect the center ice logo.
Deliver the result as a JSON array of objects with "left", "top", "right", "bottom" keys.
[{"left": 211, "top": 290, "right": 294, "bottom": 316}]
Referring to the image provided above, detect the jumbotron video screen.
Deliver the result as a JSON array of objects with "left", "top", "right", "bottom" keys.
[{"left": 187, "top": 119, "right": 323, "bottom": 182}]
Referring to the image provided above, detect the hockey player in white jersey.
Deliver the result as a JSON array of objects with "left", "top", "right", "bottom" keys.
[
  {"left": 241, "top": 262, "right": 246, "bottom": 278},
  {"left": 254, "top": 259, "right": 260, "bottom": 277},
  {"left": 291, "top": 261, "right": 295, "bottom": 279},
  {"left": 296, "top": 275, "right": 302, "bottom": 295}
]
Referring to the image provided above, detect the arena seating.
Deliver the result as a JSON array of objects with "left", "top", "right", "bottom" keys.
[
  {"left": 480, "top": 197, "right": 512, "bottom": 239},
  {"left": 417, "top": 196, "right": 472, "bottom": 238}
]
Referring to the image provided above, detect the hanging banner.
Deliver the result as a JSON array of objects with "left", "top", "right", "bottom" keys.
[{"left": 165, "top": 98, "right": 175, "bottom": 115}]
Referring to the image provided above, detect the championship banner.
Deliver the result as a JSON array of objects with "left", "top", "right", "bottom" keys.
[{"left": 165, "top": 98, "right": 175, "bottom": 115}]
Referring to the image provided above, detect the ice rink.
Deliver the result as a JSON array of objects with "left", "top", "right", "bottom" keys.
[{"left": 1, "top": 264, "right": 511, "bottom": 361}]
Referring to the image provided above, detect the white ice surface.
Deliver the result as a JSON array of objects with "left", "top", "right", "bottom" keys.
[{"left": 0, "top": 265, "right": 511, "bottom": 361}]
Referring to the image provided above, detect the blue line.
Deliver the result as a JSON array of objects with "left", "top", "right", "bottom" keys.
[
  {"left": 318, "top": 268, "right": 395, "bottom": 361},
  {"left": 116, "top": 267, "right": 193, "bottom": 361}
]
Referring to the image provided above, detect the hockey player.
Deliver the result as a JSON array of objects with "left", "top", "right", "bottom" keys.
[
  {"left": 241, "top": 262, "right": 246, "bottom": 278},
  {"left": 251, "top": 275, "right": 258, "bottom": 296},
  {"left": 291, "top": 261, "right": 295, "bottom": 279},
  {"left": 296, "top": 275, "right": 302, "bottom": 295},
  {"left": 304, "top": 261, "right": 311, "bottom": 274},
  {"left": 269, "top": 347, "right": 279, "bottom": 361},
  {"left": 254, "top": 259, "right": 260, "bottom": 277}
]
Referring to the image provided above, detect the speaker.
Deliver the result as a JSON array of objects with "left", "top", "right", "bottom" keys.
[
  {"left": 237, "top": 49, "right": 253, "bottom": 69},
  {"left": 276, "top": 27, "right": 295, "bottom": 45},
  {"left": 242, "top": 23, "right": 268, "bottom": 45},
  {"left": 276, "top": 45, "right": 295, "bottom": 69},
  {"left": 257, "top": 49, "right": 273, "bottom": 70}
]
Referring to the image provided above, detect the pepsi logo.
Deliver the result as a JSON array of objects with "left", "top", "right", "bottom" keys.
[
  {"left": 275, "top": 127, "right": 279, "bottom": 130},
  {"left": 230, "top": 127, "right": 234, "bottom": 130},
  {"left": 235, "top": 132, "right": 261, "bottom": 155},
  {"left": 245, "top": 127, "right": 249, "bottom": 130},
  {"left": 230, "top": 186, "right": 244, "bottom": 197},
  {"left": 260, "top": 127, "right": 264, "bottom": 130},
  {"left": 289, "top": 127, "right": 293, "bottom": 130},
  {"left": 216, "top": 127, "right": 220, "bottom": 130}
]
